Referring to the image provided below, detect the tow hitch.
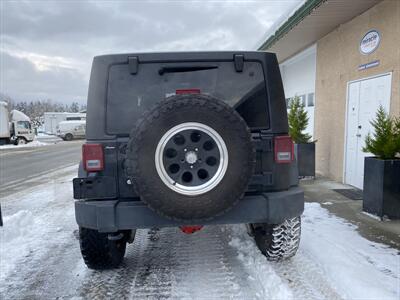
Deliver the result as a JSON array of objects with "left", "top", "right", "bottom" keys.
[{"left": 180, "top": 225, "right": 203, "bottom": 234}]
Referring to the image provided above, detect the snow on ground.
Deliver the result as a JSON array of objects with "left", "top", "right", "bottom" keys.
[
  {"left": 362, "top": 211, "right": 383, "bottom": 221},
  {"left": 37, "top": 132, "right": 53, "bottom": 137},
  {"left": 322, "top": 201, "right": 333, "bottom": 205},
  {"left": 1, "top": 169, "right": 399, "bottom": 299},
  {"left": 0, "top": 139, "right": 48, "bottom": 149},
  {"left": 0, "top": 210, "right": 38, "bottom": 278},
  {"left": 300, "top": 203, "right": 399, "bottom": 300},
  {"left": 0, "top": 133, "right": 65, "bottom": 150},
  {"left": 0, "top": 172, "right": 80, "bottom": 282},
  {"left": 36, "top": 133, "right": 63, "bottom": 143},
  {"left": 229, "top": 227, "right": 293, "bottom": 299}
]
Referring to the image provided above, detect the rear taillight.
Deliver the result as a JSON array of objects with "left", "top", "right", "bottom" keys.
[
  {"left": 274, "top": 136, "right": 294, "bottom": 164},
  {"left": 82, "top": 144, "right": 104, "bottom": 172},
  {"left": 175, "top": 89, "right": 201, "bottom": 95}
]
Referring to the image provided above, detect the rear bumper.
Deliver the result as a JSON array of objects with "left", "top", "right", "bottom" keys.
[{"left": 75, "top": 187, "right": 304, "bottom": 232}]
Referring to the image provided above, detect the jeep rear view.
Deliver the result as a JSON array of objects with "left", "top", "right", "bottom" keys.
[{"left": 73, "top": 52, "right": 304, "bottom": 269}]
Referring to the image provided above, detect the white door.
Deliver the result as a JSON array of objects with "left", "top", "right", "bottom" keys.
[
  {"left": 345, "top": 73, "right": 392, "bottom": 189},
  {"left": 74, "top": 124, "right": 86, "bottom": 138}
]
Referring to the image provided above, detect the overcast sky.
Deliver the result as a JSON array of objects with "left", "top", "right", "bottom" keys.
[{"left": 0, "top": 0, "right": 300, "bottom": 104}]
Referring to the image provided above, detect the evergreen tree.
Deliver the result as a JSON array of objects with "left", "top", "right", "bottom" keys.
[
  {"left": 0, "top": 94, "right": 86, "bottom": 126},
  {"left": 363, "top": 106, "right": 400, "bottom": 159},
  {"left": 288, "top": 96, "right": 311, "bottom": 143},
  {"left": 79, "top": 103, "right": 87, "bottom": 112},
  {"left": 70, "top": 101, "right": 80, "bottom": 112}
]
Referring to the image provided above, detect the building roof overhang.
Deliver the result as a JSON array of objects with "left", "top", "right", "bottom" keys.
[{"left": 258, "top": 0, "right": 382, "bottom": 63}]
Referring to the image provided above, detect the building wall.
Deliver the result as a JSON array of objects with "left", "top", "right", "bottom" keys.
[
  {"left": 314, "top": 0, "right": 400, "bottom": 181},
  {"left": 280, "top": 45, "right": 316, "bottom": 137}
]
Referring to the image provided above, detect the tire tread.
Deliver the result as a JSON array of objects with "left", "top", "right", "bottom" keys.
[
  {"left": 79, "top": 227, "right": 126, "bottom": 270},
  {"left": 125, "top": 94, "right": 255, "bottom": 221},
  {"left": 254, "top": 217, "right": 301, "bottom": 261}
]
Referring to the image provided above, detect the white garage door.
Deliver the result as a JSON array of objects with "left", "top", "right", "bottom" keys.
[{"left": 345, "top": 73, "right": 392, "bottom": 189}]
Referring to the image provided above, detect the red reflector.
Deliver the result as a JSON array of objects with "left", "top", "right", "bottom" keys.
[
  {"left": 180, "top": 225, "right": 203, "bottom": 234},
  {"left": 274, "top": 136, "right": 294, "bottom": 164},
  {"left": 82, "top": 144, "right": 104, "bottom": 171},
  {"left": 175, "top": 89, "right": 201, "bottom": 95}
]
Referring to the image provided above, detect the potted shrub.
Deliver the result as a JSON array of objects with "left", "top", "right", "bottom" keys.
[
  {"left": 362, "top": 106, "right": 400, "bottom": 219},
  {"left": 288, "top": 96, "right": 315, "bottom": 177}
]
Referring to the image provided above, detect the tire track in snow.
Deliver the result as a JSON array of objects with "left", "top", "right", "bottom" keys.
[
  {"left": 271, "top": 250, "right": 343, "bottom": 300},
  {"left": 227, "top": 224, "right": 342, "bottom": 300},
  {"left": 79, "top": 226, "right": 260, "bottom": 299},
  {"left": 4, "top": 167, "right": 392, "bottom": 300}
]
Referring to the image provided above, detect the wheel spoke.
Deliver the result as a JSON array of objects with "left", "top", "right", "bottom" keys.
[{"left": 156, "top": 122, "right": 228, "bottom": 195}]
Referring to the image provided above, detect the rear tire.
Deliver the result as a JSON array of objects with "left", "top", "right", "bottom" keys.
[
  {"left": 64, "top": 133, "right": 73, "bottom": 141},
  {"left": 79, "top": 227, "right": 127, "bottom": 270},
  {"left": 252, "top": 217, "right": 301, "bottom": 261}
]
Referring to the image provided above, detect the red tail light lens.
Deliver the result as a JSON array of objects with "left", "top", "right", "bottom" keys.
[
  {"left": 82, "top": 144, "right": 104, "bottom": 172},
  {"left": 274, "top": 136, "right": 294, "bottom": 164},
  {"left": 175, "top": 89, "right": 201, "bottom": 95}
]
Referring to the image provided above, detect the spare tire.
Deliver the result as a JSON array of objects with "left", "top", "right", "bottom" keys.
[{"left": 125, "top": 94, "right": 255, "bottom": 221}]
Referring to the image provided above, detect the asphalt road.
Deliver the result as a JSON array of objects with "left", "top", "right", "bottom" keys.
[{"left": 0, "top": 140, "right": 83, "bottom": 194}]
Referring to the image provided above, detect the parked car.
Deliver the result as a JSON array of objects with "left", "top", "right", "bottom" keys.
[
  {"left": 57, "top": 120, "right": 86, "bottom": 141},
  {"left": 73, "top": 52, "right": 304, "bottom": 269},
  {"left": 0, "top": 101, "right": 35, "bottom": 145}
]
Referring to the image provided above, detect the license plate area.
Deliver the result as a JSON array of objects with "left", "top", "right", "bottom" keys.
[{"left": 73, "top": 177, "right": 117, "bottom": 200}]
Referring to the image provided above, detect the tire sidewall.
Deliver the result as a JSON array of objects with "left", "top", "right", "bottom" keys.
[
  {"left": 127, "top": 95, "right": 255, "bottom": 220},
  {"left": 16, "top": 138, "right": 27, "bottom": 145}
]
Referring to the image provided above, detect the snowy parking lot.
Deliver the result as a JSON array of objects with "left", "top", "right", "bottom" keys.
[{"left": 0, "top": 166, "right": 399, "bottom": 299}]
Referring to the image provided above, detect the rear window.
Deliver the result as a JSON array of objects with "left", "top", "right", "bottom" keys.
[{"left": 106, "top": 61, "right": 269, "bottom": 134}]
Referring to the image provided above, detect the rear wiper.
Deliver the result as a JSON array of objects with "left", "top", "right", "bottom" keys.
[{"left": 158, "top": 65, "right": 218, "bottom": 75}]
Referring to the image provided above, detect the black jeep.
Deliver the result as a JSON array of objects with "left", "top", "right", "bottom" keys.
[{"left": 73, "top": 52, "right": 304, "bottom": 269}]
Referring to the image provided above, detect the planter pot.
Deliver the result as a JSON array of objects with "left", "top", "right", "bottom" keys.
[
  {"left": 363, "top": 157, "right": 400, "bottom": 219},
  {"left": 295, "top": 143, "right": 315, "bottom": 177}
]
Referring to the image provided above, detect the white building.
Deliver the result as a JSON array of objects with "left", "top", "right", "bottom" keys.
[
  {"left": 258, "top": 0, "right": 399, "bottom": 189},
  {"left": 280, "top": 45, "right": 316, "bottom": 139}
]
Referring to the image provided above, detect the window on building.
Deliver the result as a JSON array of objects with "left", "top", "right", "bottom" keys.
[
  {"left": 307, "top": 93, "right": 315, "bottom": 107},
  {"left": 299, "top": 95, "right": 306, "bottom": 106},
  {"left": 66, "top": 117, "right": 82, "bottom": 121}
]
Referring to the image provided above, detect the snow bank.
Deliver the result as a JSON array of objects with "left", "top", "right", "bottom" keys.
[
  {"left": 0, "top": 139, "right": 47, "bottom": 149},
  {"left": 37, "top": 132, "right": 53, "bottom": 137},
  {"left": 302, "top": 202, "right": 400, "bottom": 300},
  {"left": 0, "top": 210, "right": 36, "bottom": 242},
  {"left": 228, "top": 225, "right": 294, "bottom": 300},
  {"left": 0, "top": 173, "right": 76, "bottom": 282},
  {"left": 0, "top": 210, "right": 38, "bottom": 279}
]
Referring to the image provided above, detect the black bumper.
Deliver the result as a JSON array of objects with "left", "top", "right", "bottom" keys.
[{"left": 75, "top": 187, "right": 304, "bottom": 232}]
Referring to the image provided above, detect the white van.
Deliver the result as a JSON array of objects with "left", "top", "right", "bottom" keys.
[
  {"left": 57, "top": 120, "right": 86, "bottom": 141},
  {"left": 44, "top": 112, "right": 86, "bottom": 135}
]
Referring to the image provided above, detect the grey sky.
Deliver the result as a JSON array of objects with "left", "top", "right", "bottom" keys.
[{"left": 0, "top": 0, "right": 300, "bottom": 104}]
